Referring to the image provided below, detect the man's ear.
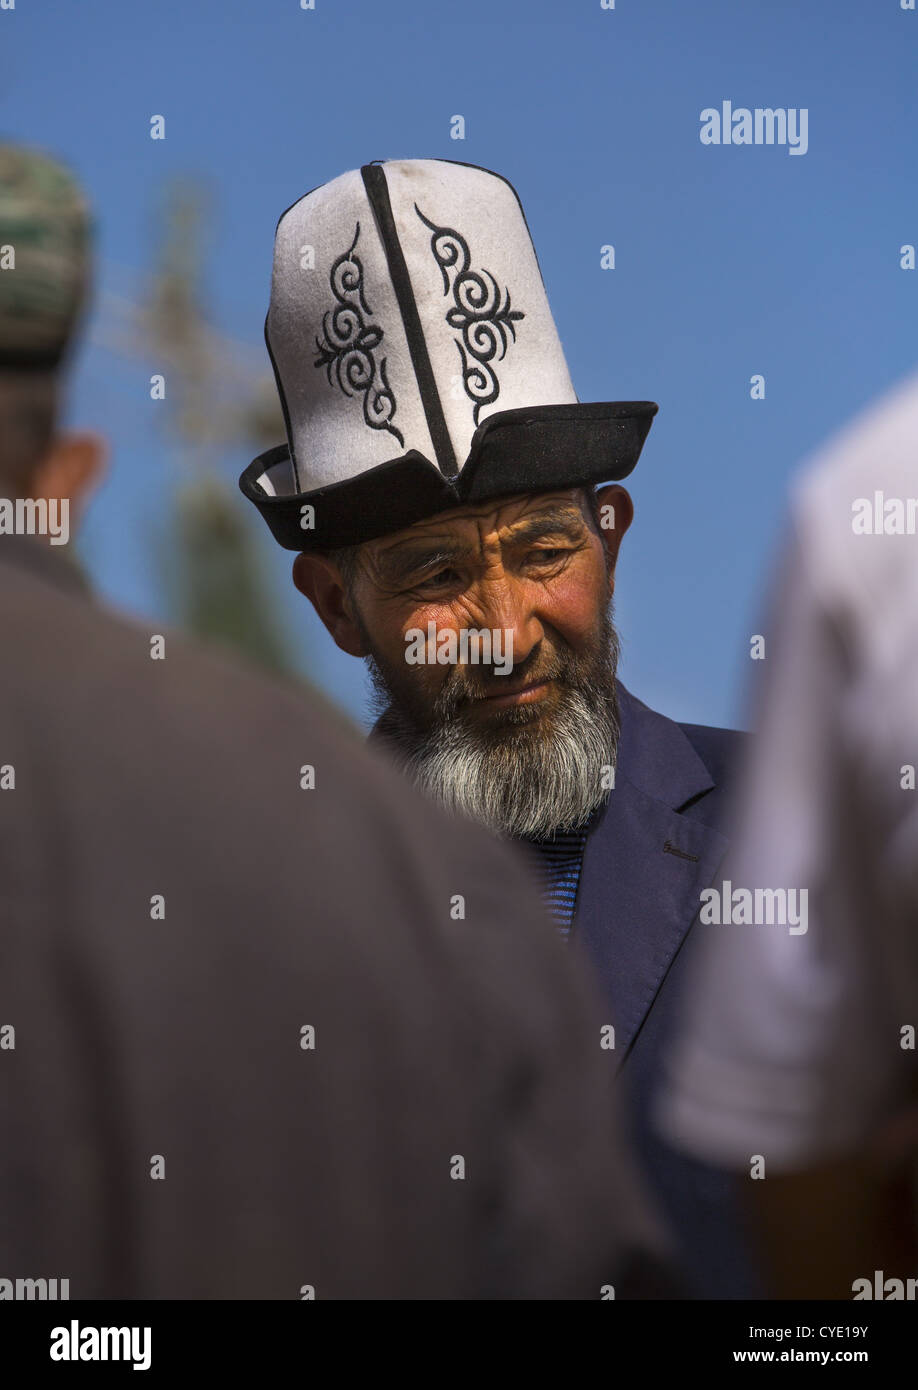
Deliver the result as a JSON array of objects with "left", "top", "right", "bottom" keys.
[
  {"left": 31, "top": 432, "right": 107, "bottom": 525},
  {"left": 292, "top": 552, "right": 369, "bottom": 658},
  {"left": 593, "top": 484, "right": 634, "bottom": 574}
]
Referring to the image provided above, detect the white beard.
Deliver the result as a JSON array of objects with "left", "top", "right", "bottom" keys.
[{"left": 369, "top": 611, "right": 621, "bottom": 840}]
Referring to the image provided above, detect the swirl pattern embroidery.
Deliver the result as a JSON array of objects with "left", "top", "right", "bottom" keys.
[
  {"left": 415, "top": 203, "right": 524, "bottom": 425},
  {"left": 314, "top": 223, "right": 404, "bottom": 447}
]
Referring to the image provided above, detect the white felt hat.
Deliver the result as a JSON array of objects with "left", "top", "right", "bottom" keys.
[{"left": 240, "top": 158, "right": 657, "bottom": 550}]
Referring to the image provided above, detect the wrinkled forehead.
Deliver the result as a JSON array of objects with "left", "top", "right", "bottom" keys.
[{"left": 369, "top": 488, "right": 589, "bottom": 551}]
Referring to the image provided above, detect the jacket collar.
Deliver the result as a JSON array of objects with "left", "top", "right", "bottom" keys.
[
  {"left": 613, "top": 681, "right": 715, "bottom": 811},
  {"left": 572, "top": 682, "right": 728, "bottom": 1065}
]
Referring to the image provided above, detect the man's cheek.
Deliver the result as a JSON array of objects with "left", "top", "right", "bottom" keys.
[
  {"left": 394, "top": 644, "right": 449, "bottom": 698},
  {"left": 545, "top": 565, "right": 606, "bottom": 619},
  {"left": 543, "top": 596, "right": 602, "bottom": 651}
]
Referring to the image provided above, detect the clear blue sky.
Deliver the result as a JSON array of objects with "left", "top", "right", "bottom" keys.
[{"left": 3, "top": 0, "right": 915, "bottom": 728}]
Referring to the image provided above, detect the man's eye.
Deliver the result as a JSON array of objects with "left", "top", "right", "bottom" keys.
[
  {"left": 528, "top": 548, "right": 566, "bottom": 563},
  {"left": 419, "top": 568, "right": 460, "bottom": 589}
]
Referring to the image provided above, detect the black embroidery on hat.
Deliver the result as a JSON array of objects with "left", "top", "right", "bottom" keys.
[
  {"left": 314, "top": 223, "right": 404, "bottom": 447},
  {"left": 415, "top": 204, "right": 524, "bottom": 426}
]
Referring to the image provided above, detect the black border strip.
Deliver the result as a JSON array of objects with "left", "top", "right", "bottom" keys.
[
  {"left": 264, "top": 177, "right": 326, "bottom": 493},
  {"left": 240, "top": 401, "right": 657, "bottom": 552},
  {"left": 361, "top": 162, "right": 458, "bottom": 480}
]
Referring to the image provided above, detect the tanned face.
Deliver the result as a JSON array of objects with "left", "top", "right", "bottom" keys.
[{"left": 294, "top": 484, "right": 633, "bottom": 838}]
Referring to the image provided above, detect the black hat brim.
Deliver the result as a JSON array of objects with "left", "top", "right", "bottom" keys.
[{"left": 239, "top": 401, "right": 658, "bottom": 552}]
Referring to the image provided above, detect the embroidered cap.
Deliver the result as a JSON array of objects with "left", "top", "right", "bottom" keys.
[
  {"left": 240, "top": 158, "right": 657, "bottom": 551},
  {"left": 0, "top": 143, "right": 91, "bottom": 371}
]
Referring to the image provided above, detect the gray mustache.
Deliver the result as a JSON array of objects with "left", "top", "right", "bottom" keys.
[{"left": 439, "top": 651, "right": 571, "bottom": 710}]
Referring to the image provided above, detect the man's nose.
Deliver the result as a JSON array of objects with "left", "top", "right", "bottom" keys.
[{"left": 470, "top": 576, "right": 544, "bottom": 670}]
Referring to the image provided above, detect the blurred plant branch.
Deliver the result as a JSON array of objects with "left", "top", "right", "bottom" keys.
[{"left": 90, "top": 177, "right": 296, "bottom": 678}]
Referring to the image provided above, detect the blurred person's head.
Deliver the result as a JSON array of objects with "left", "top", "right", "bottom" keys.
[{"left": 0, "top": 143, "right": 105, "bottom": 521}]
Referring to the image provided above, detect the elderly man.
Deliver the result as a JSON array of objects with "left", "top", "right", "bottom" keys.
[{"left": 241, "top": 157, "right": 752, "bottom": 1297}]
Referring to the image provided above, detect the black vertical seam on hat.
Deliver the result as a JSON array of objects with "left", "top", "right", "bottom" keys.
[{"left": 361, "top": 163, "right": 458, "bottom": 480}]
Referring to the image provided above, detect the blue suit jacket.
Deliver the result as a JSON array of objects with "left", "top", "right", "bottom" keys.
[
  {"left": 572, "top": 681, "right": 759, "bottom": 1298},
  {"left": 372, "top": 681, "right": 757, "bottom": 1297}
]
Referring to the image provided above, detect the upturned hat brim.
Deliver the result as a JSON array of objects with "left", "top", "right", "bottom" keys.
[{"left": 240, "top": 400, "right": 658, "bottom": 552}]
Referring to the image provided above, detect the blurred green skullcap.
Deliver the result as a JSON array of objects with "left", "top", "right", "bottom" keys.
[{"left": 0, "top": 141, "right": 91, "bottom": 370}]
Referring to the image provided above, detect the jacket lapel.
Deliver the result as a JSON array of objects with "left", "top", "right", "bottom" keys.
[{"left": 572, "top": 683, "right": 729, "bottom": 1066}]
